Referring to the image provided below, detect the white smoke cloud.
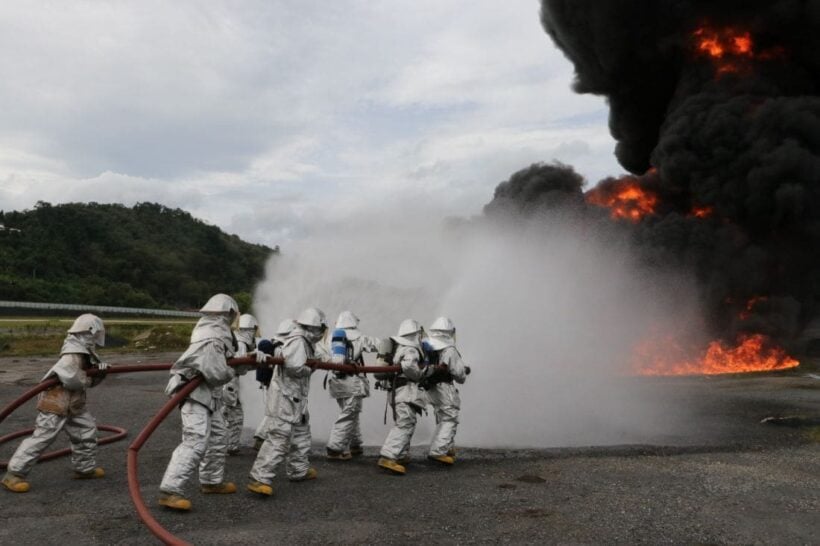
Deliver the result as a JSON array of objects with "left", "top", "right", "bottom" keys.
[{"left": 240, "top": 206, "right": 700, "bottom": 449}]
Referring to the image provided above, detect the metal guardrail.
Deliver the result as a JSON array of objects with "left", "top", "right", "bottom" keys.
[{"left": 0, "top": 300, "right": 200, "bottom": 318}]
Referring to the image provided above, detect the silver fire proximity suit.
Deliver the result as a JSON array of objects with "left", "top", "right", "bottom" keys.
[
  {"left": 6, "top": 334, "right": 106, "bottom": 478},
  {"left": 253, "top": 318, "right": 297, "bottom": 445},
  {"left": 426, "top": 337, "right": 468, "bottom": 457},
  {"left": 252, "top": 339, "right": 283, "bottom": 444},
  {"left": 223, "top": 328, "right": 254, "bottom": 453},
  {"left": 326, "top": 319, "right": 379, "bottom": 455},
  {"left": 159, "top": 314, "right": 238, "bottom": 496},
  {"left": 379, "top": 339, "right": 430, "bottom": 462},
  {"left": 249, "top": 326, "right": 317, "bottom": 484}
]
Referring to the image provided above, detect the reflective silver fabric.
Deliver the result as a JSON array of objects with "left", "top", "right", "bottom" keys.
[
  {"left": 252, "top": 342, "right": 284, "bottom": 441},
  {"left": 326, "top": 396, "right": 363, "bottom": 453},
  {"left": 248, "top": 332, "right": 314, "bottom": 484},
  {"left": 325, "top": 331, "right": 378, "bottom": 453},
  {"left": 223, "top": 403, "right": 244, "bottom": 452},
  {"left": 222, "top": 337, "right": 251, "bottom": 449},
  {"left": 44, "top": 348, "right": 92, "bottom": 391},
  {"left": 326, "top": 333, "right": 378, "bottom": 399},
  {"left": 379, "top": 344, "right": 427, "bottom": 460},
  {"left": 427, "top": 345, "right": 467, "bottom": 456},
  {"left": 165, "top": 316, "right": 235, "bottom": 412},
  {"left": 379, "top": 402, "right": 418, "bottom": 461},
  {"left": 159, "top": 399, "right": 231, "bottom": 495},
  {"left": 7, "top": 410, "right": 97, "bottom": 476}
]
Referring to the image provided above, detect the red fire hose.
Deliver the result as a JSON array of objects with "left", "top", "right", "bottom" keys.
[
  {"left": 1, "top": 357, "right": 403, "bottom": 545},
  {"left": 126, "top": 356, "right": 403, "bottom": 546},
  {"left": 0, "top": 364, "right": 175, "bottom": 468}
]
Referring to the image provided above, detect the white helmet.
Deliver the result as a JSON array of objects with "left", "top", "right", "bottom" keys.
[
  {"left": 335, "top": 311, "right": 360, "bottom": 329},
  {"left": 276, "top": 318, "right": 298, "bottom": 336},
  {"left": 430, "top": 316, "right": 455, "bottom": 334},
  {"left": 397, "top": 318, "right": 422, "bottom": 337},
  {"left": 200, "top": 293, "right": 239, "bottom": 315},
  {"left": 238, "top": 314, "right": 259, "bottom": 330},
  {"left": 297, "top": 307, "right": 327, "bottom": 329},
  {"left": 68, "top": 314, "right": 106, "bottom": 347}
]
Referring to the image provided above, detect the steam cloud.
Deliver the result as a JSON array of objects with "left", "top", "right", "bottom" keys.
[
  {"left": 241, "top": 209, "right": 696, "bottom": 448},
  {"left": 527, "top": 0, "right": 820, "bottom": 352}
]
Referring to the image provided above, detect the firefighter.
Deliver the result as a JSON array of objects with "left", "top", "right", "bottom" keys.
[
  {"left": 252, "top": 318, "right": 297, "bottom": 450},
  {"left": 223, "top": 313, "right": 259, "bottom": 454},
  {"left": 377, "top": 319, "right": 432, "bottom": 475},
  {"left": 2, "top": 314, "right": 109, "bottom": 492},
  {"left": 325, "top": 311, "right": 380, "bottom": 460},
  {"left": 157, "top": 294, "right": 263, "bottom": 511},
  {"left": 247, "top": 307, "right": 327, "bottom": 495},
  {"left": 424, "top": 317, "right": 468, "bottom": 465}
]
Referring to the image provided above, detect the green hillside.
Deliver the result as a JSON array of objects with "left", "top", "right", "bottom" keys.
[{"left": 0, "top": 202, "right": 276, "bottom": 309}]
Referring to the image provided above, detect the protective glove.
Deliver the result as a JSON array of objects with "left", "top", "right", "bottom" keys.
[{"left": 255, "top": 351, "right": 268, "bottom": 365}]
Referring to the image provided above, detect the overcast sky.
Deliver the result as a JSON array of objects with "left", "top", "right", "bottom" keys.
[{"left": 0, "top": 1, "right": 621, "bottom": 245}]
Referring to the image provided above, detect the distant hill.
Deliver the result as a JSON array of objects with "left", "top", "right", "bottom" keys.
[{"left": 0, "top": 202, "right": 277, "bottom": 309}]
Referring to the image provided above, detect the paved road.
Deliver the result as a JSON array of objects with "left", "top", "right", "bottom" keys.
[{"left": 0, "top": 355, "right": 818, "bottom": 544}]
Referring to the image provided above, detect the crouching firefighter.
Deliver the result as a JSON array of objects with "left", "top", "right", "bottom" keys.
[
  {"left": 252, "top": 318, "right": 297, "bottom": 450},
  {"left": 423, "top": 317, "right": 469, "bottom": 465},
  {"left": 247, "top": 307, "right": 327, "bottom": 496},
  {"left": 158, "top": 294, "right": 263, "bottom": 511},
  {"left": 325, "top": 311, "right": 380, "bottom": 461},
  {"left": 223, "top": 313, "right": 259, "bottom": 455},
  {"left": 377, "top": 319, "right": 433, "bottom": 475},
  {"left": 2, "top": 314, "right": 109, "bottom": 493}
]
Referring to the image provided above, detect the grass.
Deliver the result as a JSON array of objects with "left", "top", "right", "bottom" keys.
[{"left": 0, "top": 316, "right": 196, "bottom": 356}]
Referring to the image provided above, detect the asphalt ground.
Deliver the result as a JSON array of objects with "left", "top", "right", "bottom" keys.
[{"left": 0, "top": 354, "right": 818, "bottom": 545}]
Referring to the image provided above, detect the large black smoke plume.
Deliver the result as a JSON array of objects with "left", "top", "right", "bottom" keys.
[{"left": 485, "top": 1, "right": 820, "bottom": 355}]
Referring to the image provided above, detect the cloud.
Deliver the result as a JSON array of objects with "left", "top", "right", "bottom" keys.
[{"left": 0, "top": 1, "right": 621, "bottom": 244}]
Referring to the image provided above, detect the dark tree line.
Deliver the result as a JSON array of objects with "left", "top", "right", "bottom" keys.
[{"left": 0, "top": 202, "right": 277, "bottom": 309}]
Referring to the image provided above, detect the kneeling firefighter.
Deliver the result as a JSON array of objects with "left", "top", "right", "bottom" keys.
[
  {"left": 247, "top": 307, "right": 327, "bottom": 496},
  {"left": 325, "top": 311, "right": 380, "bottom": 460},
  {"left": 423, "top": 317, "right": 469, "bottom": 465},
  {"left": 252, "top": 318, "right": 297, "bottom": 450},
  {"left": 377, "top": 319, "right": 433, "bottom": 475},
  {"left": 158, "top": 294, "right": 263, "bottom": 511},
  {"left": 2, "top": 314, "right": 109, "bottom": 493},
  {"left": 223, "top": 313, "right": 259, "bottom": 455}
]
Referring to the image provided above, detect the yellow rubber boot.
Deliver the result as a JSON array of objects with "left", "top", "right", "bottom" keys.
[
  {"left": 427, "top": 454, "right": 455, "bottom": 465},
  {"left": 74, "top": 467, "right": 105, "bottom": 479},
  {"left": 200, "top": 482, "right": 237, "bottom": 494},
  {"left": 246, "top": 481, "right": 273, "bottom": 496},
  {"left": 158, "top": 493, "right": 192, "bottom": 511},
  {"left": 289, "top": 467, "right": 318, "bottom": 482},
  {"left": 1, "top": 473, "right": 30, "bottom": 493},
  {"left": 377, "top": 457, "right": 406, "bottom": 475}
]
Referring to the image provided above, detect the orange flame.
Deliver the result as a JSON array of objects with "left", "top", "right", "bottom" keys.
[
  {"left": 633, "top": 333, "right": 799, "bottom": 376},
  {"left": 733, "top": 35, "right": 752, "bottom": 55},
  {"left": 693, "top": 26, "right": 785, "bottom": 77},
  {"left": 694, "top": 27, "right": 750, "bottom": 76},
  {"left": 738, "top": 296, "right": 768, "bottom": 320},
  {"left": 586, "top": 179, "right": 658, "bottom": 223},
  {"left": 689, "top": 205, "right": 714, "bottom": 218}
]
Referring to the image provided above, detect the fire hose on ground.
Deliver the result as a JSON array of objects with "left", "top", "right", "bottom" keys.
[{"left": 0, "top": 356, "right": 405, "bottom": 545}]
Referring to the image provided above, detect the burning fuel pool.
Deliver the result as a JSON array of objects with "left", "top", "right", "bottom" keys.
[{"left": 0, "top": 353, "right": 817, "bottom": 544}]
